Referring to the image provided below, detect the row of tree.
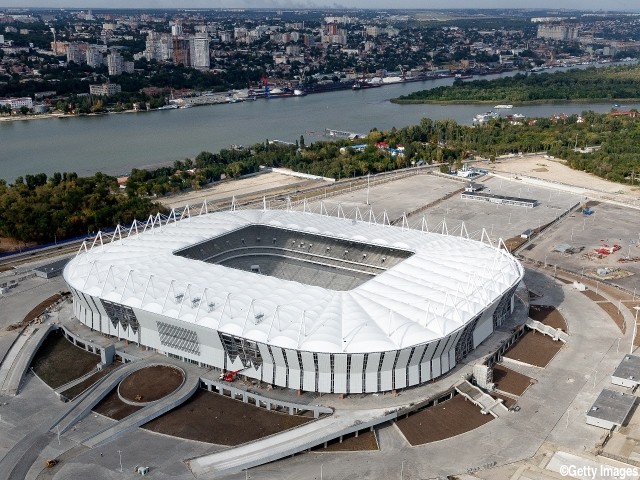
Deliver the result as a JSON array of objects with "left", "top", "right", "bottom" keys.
[
  {"left": 2, "top": 110, "right": 640, "bottom": 245},
  {"left": 392, "top": 65, "right": 640, "bottom": 103},
  {"left": 0, "top": 172, "right": 162, "bottom": 244}
]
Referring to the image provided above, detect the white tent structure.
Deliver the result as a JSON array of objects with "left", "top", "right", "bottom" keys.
[{"left": 64, "top": 209, "right": 523, "bottom": 394}]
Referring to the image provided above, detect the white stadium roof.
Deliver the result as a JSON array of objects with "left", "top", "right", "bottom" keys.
[{"left": 64, "top": 209, "right": 523, "bottom": 354}]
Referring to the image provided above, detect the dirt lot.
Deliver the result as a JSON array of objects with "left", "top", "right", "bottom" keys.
[
  {"left": 93, "top": 386, "right": 142, "bottom": 420},
  {"left": 31, "top": 330, "right": 100, "bottom": 389},
  {"left": 395, "top": 394, "right": 493, "bottom": 446},
  {"left": 161, "top": 172, "right": 318, "bottom": 210},
  {"left": 492, "top": 364, "right": 534, "bottom": 396},
  {"left": 503, "top": 329, "right": 564, "bottom": 368},
  {"left": 141, "top": 389, "right": 311, "bottom": 445},
  {"left": 529, "top": 305, "right": 567, "bottom": 332},
  {"left": 312, "top": 430, "right": 379, "bottom": 452},
  {"left": 119, "top": 365, "right": 183, "bottom": 403},
  {"left": 489, "top": 154, "right": 638, "bottom": 198}
]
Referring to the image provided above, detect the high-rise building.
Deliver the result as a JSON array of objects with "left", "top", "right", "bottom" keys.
[
  {"left": 172, "top": 37, "right": 191, "bottom": 66},
  {"left": 66, "top": 42, "right": 86, "bottom": 64},
  {"left": 107, "top": 52, "right": 124, "bottom": 76},
  {"left": 537, "top": 24, "right": 579, "bottom": 41},
  {"left": 190, "top": 34, "right": 210, "bottom": 69},
  {"left": 86, "top": 45, "right": 104, "bottom": 68},
  {"left": 171, "top": 24, "right": 183, "bottom": 36},
  {"left": 143, "top": 31, "right": 173, "bottom": 62}
]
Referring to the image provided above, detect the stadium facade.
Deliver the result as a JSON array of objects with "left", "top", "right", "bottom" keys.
[{"left": 63, "top": 209, "right": 523, "bottom": 394}]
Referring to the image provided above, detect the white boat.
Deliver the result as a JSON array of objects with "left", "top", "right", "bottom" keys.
[
  {"left": 473, "top": 111, "right": 499, "bottom": 124},
  {"left": 512, "top": 113, "right": 525, "bottom": 119},
  {"left": 494, "top": 104, "right": 513, "bottom": 109}
]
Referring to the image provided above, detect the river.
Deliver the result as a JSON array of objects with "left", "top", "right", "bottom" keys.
[{"left": 1, "top": 65, "right": 638, "bottom": 182}]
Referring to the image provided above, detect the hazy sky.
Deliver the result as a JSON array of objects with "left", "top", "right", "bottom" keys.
[{"left": 1, "top": 1, "right": 638, "bottom": 11}]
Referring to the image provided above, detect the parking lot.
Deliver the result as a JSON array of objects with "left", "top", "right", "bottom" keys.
[{"left": 297, "top": 173, "right": 582, "bottom": 245}]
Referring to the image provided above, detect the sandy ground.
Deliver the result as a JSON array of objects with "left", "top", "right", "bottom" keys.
[
  {"left": 488, "top": 154, "right": 640, "bottom": 197},
  {"left": 160, "top": 172, "right": 323, "bottom": 209}
]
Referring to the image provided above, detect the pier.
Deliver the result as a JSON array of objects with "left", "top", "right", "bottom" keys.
[{"left": 325, "top": 128, "right": 366, "bottom": 139}]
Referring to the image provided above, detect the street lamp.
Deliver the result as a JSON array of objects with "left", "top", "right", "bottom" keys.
[
  {"left": 632, "top": 306, "right": 640, "bottom": 354},
  {"left": 366, "top": 172, "right": 370, "bottom": 205}
]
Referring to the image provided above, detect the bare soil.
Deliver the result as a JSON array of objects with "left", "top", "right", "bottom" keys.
[
  {"left": 503, "top": 329, "right": 563, "bottom": 368},
  {"left": 93, "top": 386, "right": 142, "bottom": 420},
  {"left": 312, "top": 429, "right": 379, "bottom": 452},
  {"left": 119, "top": 365, "right": 184, "bottom": 403},
  {"left": 395, "top": 394, "right": 493, "bottom": 446},
  {"left": 583, "top": 290, "right": 607, "bottom": 302},
  {"left": 31, "top": 330, "right": 100, "bottom": 389},
  {"left": 504, "top": 236, "right": 527, "bottom": 253},
  {"left": 492, "top": 364, "right": 533, "bottom": 396},
  {"left": 529, "top": 305, "right": 567, "bottom": 332},
  {"left": 489, "top": 155, "right": 637, "bottom": 198},
  {"left": 141, "top": 389, "right": 312, "bottom": 445},
  {"left": 6, "top": 294, "right": 62, "bottom": 331}
]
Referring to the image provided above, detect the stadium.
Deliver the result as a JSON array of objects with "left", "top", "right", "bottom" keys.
[{"left": 62, "top": 209, "right": 524, "bottom": 394}]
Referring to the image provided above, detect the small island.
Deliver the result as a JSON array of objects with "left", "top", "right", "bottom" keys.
[{"left": 391, "top": 64, "right": 640, "bottom": 104}]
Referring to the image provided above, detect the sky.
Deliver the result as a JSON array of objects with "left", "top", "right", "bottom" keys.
[{"left": 1, "top": 1, "right": 638, "bottom": 11}]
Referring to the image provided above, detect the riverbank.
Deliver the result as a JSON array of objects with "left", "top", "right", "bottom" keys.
[
  {"left": 0, "top": 108, "right": 147, "bottom": 123},
  {"left": 390, "top": 98, "right": 640, "bottom": 105}
]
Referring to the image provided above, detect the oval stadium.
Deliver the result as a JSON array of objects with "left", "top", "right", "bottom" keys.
[{"left": 63, "top": 209, "right": 524, "bottom": 394}]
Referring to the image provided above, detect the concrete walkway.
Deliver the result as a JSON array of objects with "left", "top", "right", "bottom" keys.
[
  {"left": 187, "top": 407, "right": 396, "bottom": 478},
  {"left": 0, "top": 323, "right": 56, "bottom": 396},
  {"left": 50, "top": 361, "right": 146, "bottom": 435},
  {"left": 81, "top": 365, "right": 200, "bottom": 448},
  {"left": 54, "top": 367, "right": 99, "bottom": 396}
]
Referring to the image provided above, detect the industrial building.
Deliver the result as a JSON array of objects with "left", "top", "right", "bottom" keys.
[{"left": 63, "top": 209, "right": 523, "bottom": 394}]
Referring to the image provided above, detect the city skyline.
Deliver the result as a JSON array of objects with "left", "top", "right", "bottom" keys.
[{"left": 1, "top": 1, "right": 639, "bottom": 12}]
